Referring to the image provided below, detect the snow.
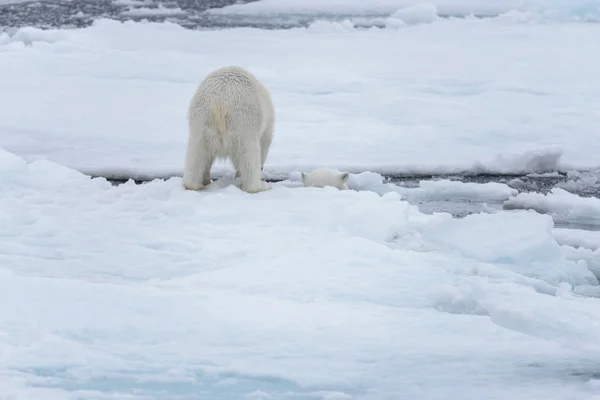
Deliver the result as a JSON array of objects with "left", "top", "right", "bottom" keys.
[
  {"left": 208, "top": 0, "right": 521, "bottom": 16},
  {"left": 557, "top": 170, "right": 600, "bottom": 193},
  {"left": 2, "top": 4, "right": 600, "bottom": 399},
  {"left": 504, "top": 188, "right": 600, "bottom": 228},
  {"left": 208, "top": 0, "right": 600, "bottom": 19},
  {"left": 343, "top": 174, "right": 518, "bottom": 202},
  {"left": 388, "top": 3, "right": 439, "bottom": 25},
  {"left": 1, "top": 146, "right": 600, "bottom": 400},
  {"left": 1, "top": 16, "right": 600, "bottom": 178},
  {"left": 289, "top": 171, "right": 517, "bottom": 202},
  {"left": 399, "top": 179, "right": 518, "bottom": 201},
  {"left": 553, "top": 228, "right": 600, "bottom": 251}
]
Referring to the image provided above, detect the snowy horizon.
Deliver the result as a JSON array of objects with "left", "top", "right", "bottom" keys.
[
  {"left": 1, "top": 1, "right": 600, "bottom": 399},
  {"left": 1, "top": 13, "right": 600, "bottom": 179},
  {"left": 209, "top": 0, "right": 600, "bottom": 20}
]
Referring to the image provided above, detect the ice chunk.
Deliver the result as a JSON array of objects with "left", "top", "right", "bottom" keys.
[
  {"left": 389, "top": 3, "right": 439, "bottom": 25},
  {"left": 395, "top": 179, "right": 518, "bottom": 202},
  {"left": 553, "top": 228, "right": 600, "bottom": 251},
  {"left": 420, "top": 210, "right": 597, "bottom": 286},
  {"left": 504, "top": 188, "right": 600, "bottom": 228}
]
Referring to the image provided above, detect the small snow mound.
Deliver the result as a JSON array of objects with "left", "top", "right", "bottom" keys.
[
  {"left": 346, "top": 171, "right": 385, "bottom": 190},
  {"left": 387, "top": 179, "right": 518, "bottom": 203},
  {"left": 0, "top": 32, "right": 10, "bottom": 45},
  {"left": 9, "top": 27, "right": 69, "bottom": 45},
  {"left": 306, "top": 19, "right": 355, "bottom": 33},
  {"left": 507, "top": 178, "right": 526, "bottom": 188},
  {"left": 288, "top": 170, "right": 303, "bottom": 182},
  {"left": 474, "top": 146, "right": 563, "bottom": 175},
  {"left": 27, "top": 159, "right": 89, "bottom": 182},
  {"left": 0, "top": 147, "right": 110, "bottom": 191},
  {"left": 389, "top": 3, "right": 439, "bottom": 26},
  {"left": 0, "top": 147, "right": 28, "bottom": 176},
  {"left": 336, "top": 190, "right": 419, "bottom": 243}
]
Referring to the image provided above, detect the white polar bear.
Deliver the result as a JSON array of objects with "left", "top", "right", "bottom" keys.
[
  {"left": 301, "top": 168, "right": 350, "bottom": 190},
  {"left": 183, "top": 66, "right": 275, "bottom": 193}
]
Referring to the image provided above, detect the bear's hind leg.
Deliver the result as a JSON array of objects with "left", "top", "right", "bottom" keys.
[
  {"left": 231, "top": 141, "right": 271, "bottom": 194},
  {"left": 201, "top": 152, "right": 215, "bottom": 186},
  {"left": 183, "top": 128, "right": 214, "bottom": 190},
  {"left": 259, "top": 129, "right": 273, "bottom": 171}
]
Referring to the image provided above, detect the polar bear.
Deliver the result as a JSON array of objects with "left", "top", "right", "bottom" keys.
[
  {"left": 301, "top": 168, "right": 350, "bottom": 190},
  {"left": 183, "top": 66, "right": 275, "bottom": 193}
]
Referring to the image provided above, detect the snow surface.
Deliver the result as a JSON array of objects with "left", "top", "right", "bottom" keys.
[
  {"left": 391, "top": 179, "right": 517, "bottom": 201},
  {"left": 1, "top": 13, "right": 600, "bottom": 178},
  {"left": 208, "top": 0, "right": 600, "bottom": 19},
  {"left": 1, "top": 146, "right": 600, "bottom": 400},
  {"left": 504, "top": 188, "right": 600, "bottom": 228},
  {"left": 554, "top": 228, "right": 600, "bottom": 250},
  {"left": 554, "top": 228, "right": 600, "bottom": 251},
  {"left": 2, "top": 4, "right": 600, "bottom": 398},
  {"left": 291, "top": 171, "right": 519, "bottom": 202}
]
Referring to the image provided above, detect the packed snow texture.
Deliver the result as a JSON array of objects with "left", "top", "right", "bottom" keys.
[
  {"left": 1, "top": 146, "right": 600, "bottom": 400},
  {"left": 1, "top": 13, "right": 600, "bottom": 178}
]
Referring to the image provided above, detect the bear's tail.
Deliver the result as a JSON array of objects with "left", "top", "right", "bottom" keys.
[{"left": 210, "top": 101, "right": 228, "bottom": 138}]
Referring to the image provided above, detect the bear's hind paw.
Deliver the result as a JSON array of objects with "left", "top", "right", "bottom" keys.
[
  {"left": 243, "top": 180, "right": 272, "bottom": 194},
  {"left": 183, "top": 182, "right": 205, "bottom": 191}
]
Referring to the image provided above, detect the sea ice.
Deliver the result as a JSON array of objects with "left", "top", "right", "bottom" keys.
[
  {"left": 0, "top": 15, "right": 599, "bottom": 178},
  {"left": 208, "top": 0, "right": 527, "bottom": 17},
  {"left": 504, "top": 188, "right": 600, "bottom": 228},
  {"left": 1, "top": 147, "right": 599, "bottom": 399},
  {"left": 553, "top": 228, "right": 600, "bottom": 251},
  {"left": 1, "top": 3, "right": 600, "bottom": 398}
]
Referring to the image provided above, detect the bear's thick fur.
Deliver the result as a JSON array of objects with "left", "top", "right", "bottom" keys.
[
  {"left": 301, "top": 168, "right": 350, "bottom": 190},
  {"left": 183, "top": 66, "right": 275, "bottom": 193}
]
